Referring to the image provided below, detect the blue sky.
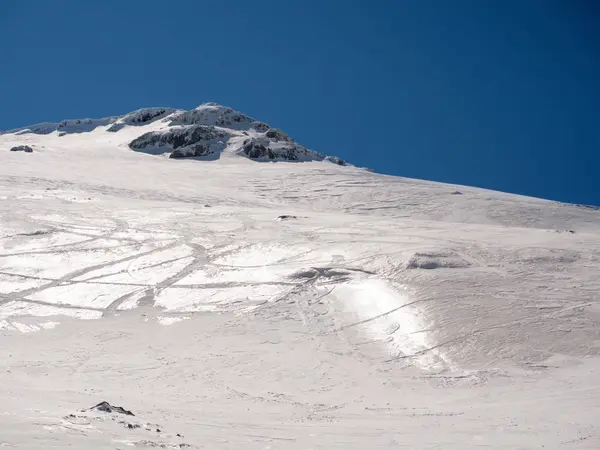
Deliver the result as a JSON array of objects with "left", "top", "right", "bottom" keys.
[{"left": 1, "top": 0, "right": 598, "bottom": 205}]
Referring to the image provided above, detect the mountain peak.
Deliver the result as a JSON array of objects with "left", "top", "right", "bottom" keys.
[
  {"left": 195, "top": 101, "right": 225, "bottom": 109},
  {"left": 2, "top": 104, "right": 347, "bottom": 166}
]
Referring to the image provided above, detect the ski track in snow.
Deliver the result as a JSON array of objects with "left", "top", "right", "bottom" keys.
[{"left": 1, "top": 105, "right": 599, "bottom": 448}]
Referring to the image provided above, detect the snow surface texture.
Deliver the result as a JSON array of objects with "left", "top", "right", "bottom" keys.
[{"left": 1, "top": 103, "right": 599, "bottom": 449}]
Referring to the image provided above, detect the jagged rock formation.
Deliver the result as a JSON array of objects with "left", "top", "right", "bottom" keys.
[{"left": 129, "top": 125, "right": 229, "bottom": 159}]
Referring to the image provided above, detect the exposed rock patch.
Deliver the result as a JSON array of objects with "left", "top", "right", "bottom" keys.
[
  {"left": 129, "top": 125, "right": 229, "bottom": 158},
  {"left": 265, "top": 128, "right": 291, "bottom": 142},
  {"left": 168, "top": 103, "right": 254, "bottom": 130},
  {"left": 89, "top": 401, "right": 135, "bottom": 416},
  {"left": 10, "top": 145, "right": 33, "bottom": 153},
  {"left": 107, "top": 108, "right": 176, "bottom": 132},
  {"left": 56, "top": 117, "right": 115, "bottom": 134},
  {"left": 324, "top": 155, "right": 346, "bottom": 166},
  {"left": 241, "top": 136, "right": 335, "bottom": 163}
]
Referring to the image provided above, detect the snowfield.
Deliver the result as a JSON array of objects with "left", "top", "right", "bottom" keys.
[{"left": 1, "top": 103, "right": 599, "bottom": 449}]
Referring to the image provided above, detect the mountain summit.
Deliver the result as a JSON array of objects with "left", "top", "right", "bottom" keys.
[{"left": 2, "top": 103, "right": 347, "bottom": 165}]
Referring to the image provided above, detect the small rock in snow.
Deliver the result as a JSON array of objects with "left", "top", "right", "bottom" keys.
[
  {"left": 10, "top": 145, "right": 33, "bottom": 153},
  {"left": 88, "top": 401, "right": 135, "bottom": 416},
  {"left": 276, "top": 215, "right": 298, "bottom": 221}
]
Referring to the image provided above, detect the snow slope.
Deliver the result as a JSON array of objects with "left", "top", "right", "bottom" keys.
[{"left": 1, "top": 103, "right": 599, "bottom": 449}]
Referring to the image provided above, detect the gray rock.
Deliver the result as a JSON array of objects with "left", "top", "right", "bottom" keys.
[
  {"left": 10, "top": 145, "right": 33, "bottom": 153},
  {"left": 324, "top": 156, "right": 346, "bottom": 166},
  {"left": 107, "top": 108, "right": 175, "bottom": 132},
  {"left": 130, "top": 125, "right": 229, "bottom": 158},
  {"left": 265, "top": 128, "right": 291, "bottom": 142},
  {"left": 89, "top": 401, "right": 134, "bottom": 416}
]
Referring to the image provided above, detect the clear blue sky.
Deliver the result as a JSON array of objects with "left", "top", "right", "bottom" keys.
[{"left": 1, "top": 1, "right": 598, "bottom": 205}]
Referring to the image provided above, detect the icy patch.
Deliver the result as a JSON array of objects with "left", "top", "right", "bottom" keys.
[{"left": 328, "top": 279, "right": 452, "bottom": 371}]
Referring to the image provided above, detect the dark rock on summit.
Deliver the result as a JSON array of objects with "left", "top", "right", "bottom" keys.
[
  {"left": 252, "top": 122, "right": 270, "bottom": 132},
  {"left": 168, "top": 105, "right": 254, "bottom": 130},
  {"left": 107, "top": 108, "right": 175, "bottom": 132},
  {"left": 128, "top": 108, "right": 173, "bottom": 125},
  {"left": 10, "top": 145, "right": 33, "bottom": 153}
]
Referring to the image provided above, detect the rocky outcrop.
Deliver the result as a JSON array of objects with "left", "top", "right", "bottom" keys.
[
  {"left": 10, "top": 145, "right": 33, "bottom": 153},
  {"left": 169, "top": 145, "right": 212, "bottom": 159},
  {"left": 265, "top": 128, "right": 291, "bottom": 142},
  {"left": 240, "top": 136, "right": 338, "bottom": 163},
  {"left": 242, "top": 140, "right": 272, "bottom": 159},
  {"left": 168, "top": 103, "right": 254, "bottom": 130},
  {"left": 89, "top": 401, "right": 134, "bottom": 416},
  {"left": 324, "top": 156, "right": 346, "bottom": 166},
  {"left": 56, "top": 117, "right": 116, "bottom": 134},
  {"left": 129, "top": 125, "right": 229, "bottom": 158},
  {"left": 107, "top": 108, "right": 176, "bottom": 132}
]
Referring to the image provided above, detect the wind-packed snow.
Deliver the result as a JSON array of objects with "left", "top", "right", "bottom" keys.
[{"left": 1, "top": 103, "right": 599, "bottom": 449}]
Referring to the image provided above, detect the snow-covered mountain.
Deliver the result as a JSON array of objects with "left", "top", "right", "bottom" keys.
[
  {"left": 2, "top": 103, "right": 347, "bottom": 164},
  {"left": 1, "top": 103, "right": 599, "bottom": 449}
]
